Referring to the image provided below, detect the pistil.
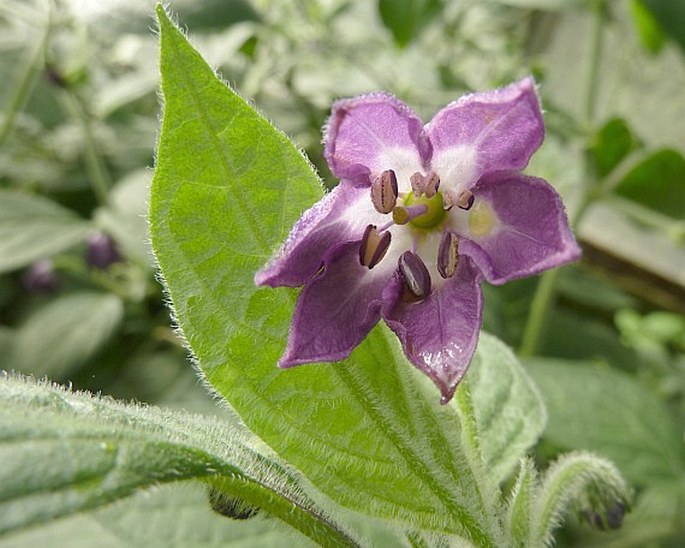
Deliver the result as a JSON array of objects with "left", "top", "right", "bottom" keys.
[
  {"left": 402, "top": 191, "right": 446, "bottom": 229},
  {"left": 392, "top": 204, "right": 428, "bottom": 225}
]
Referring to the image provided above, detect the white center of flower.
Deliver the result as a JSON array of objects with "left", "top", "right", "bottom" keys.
[{"left": 361, "top": 167, "right": 481, "bottom": 302}]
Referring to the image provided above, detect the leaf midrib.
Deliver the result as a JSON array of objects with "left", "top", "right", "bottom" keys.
[{"left": 333, "top": 363, "right": 493, "bottom": 545}]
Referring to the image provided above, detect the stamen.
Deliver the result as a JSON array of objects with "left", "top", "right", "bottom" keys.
[
  {"left": 410, "top": 172, "right": 424, "bottom": 197},
  {"left": 437, "top": 231, "right": 459, "bottom": 279},
  {"left": 398, "top": 251, "right": 431, "bottom": 302},
  {"left": 442, "top": 191, "right": 454, "bottom": 210},
  {"left": 424, "top": 172, "right": 441, "bottom": 198},
  {"left": 359, "top": 225, "right": 391, "bottom": 269},
  {"left": 392, "top": 204, "right": 428, "bottom": 225},
  {"left": 371, "top": 170, "right": 398, "bottom": 214},
  {"left": 410, "top": 171, "right": 440, "bottom": 198},
  {"left": 456, "top": 189, "right": 475, "bottom": 210}
]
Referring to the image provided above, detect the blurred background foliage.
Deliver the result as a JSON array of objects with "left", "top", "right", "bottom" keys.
[{"left": 0, "top": 0, "right": 684, "bottom": 545}]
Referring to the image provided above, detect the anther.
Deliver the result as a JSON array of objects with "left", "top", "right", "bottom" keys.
[
  {"left": 371, "top": 170, "right": 398, "bottom": 214},
  {"left": 392, "top": 204, "right": 428, "bottom": 225},
  {"left": 398, "top": 251, "right": 431, "bottom": 302},
  {"left": 359, "top": 225, "right": 391, "bottom": 269},
  {"left": 410, "top": 171, "right": 440, "bottom": 198},
  {"left": 456, "top": 189, "right": 475, "bottom": 210},
  {"left": 437, "top": 231, "right": 459, "bottom": 279},
  {"left": 424, "top": 172, "right": 440, "bottom": 198}
]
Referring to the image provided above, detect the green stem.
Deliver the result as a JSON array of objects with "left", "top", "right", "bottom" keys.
[
  {"left": 519, "top": 269, "right": 562, "bottom": 357},
  {"left": 63, "top": 92, "right": 112, "bottom": 205},
  {"left": 519, "top": 0, "right": 607, "bottom": 357},
  {"left": 583, "top": 0, "right": 607, "bottom": 125},
  {"left": 0, "top": 5, "right": 51, "bottom": 148}
]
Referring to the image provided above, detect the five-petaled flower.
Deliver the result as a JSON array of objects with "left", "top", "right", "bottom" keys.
[{"left": 256, "top": 78, "right": 580, "bottom": 404}]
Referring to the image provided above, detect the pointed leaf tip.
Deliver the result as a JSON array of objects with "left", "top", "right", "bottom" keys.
[{"left": 155, "top": 3, "right": 167, "bottom": 20}]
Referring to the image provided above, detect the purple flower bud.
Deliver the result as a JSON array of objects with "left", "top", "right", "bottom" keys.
[
  {"left": 22, "top": 260, "right": 59, "bottom": 294},
  {"left": 86, "top": 233, "right": 121, "bottom": 270},
  {"left": 606, "top": 502, "right": 626, "bottom": 529}
]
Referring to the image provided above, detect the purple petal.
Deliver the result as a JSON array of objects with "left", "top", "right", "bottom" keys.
[
  {"left": 255, "top": 183, "right": 384, "bottom": 288},
  {"left": 382, "top": 256, "right": 483, "bottom": 403},
  {"left": 455, "top": 171, "right": 581, "bottom": 284},
  {"left": 426, "top": 77, "right": 544, "bottom": 192},
  {"left": 279, "top": 242, "right": 392, "bottom": 367},
  {"left": 324, "top": 93, "right": 428, "bottom": 189}
]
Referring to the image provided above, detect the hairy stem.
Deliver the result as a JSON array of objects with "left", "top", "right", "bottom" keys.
[{"left": 62, "top": 92, "right": 112, "bottom": 205}]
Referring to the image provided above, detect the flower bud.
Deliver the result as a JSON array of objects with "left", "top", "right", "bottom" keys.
[
  {"left": 86, "top": 233, "right": 121, "bottom": 270},
  {"left": 22, "top": 260, "right": 59, "bottom": 294}
]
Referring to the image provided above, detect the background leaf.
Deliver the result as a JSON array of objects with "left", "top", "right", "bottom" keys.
[
  {"left": 641, "top": 0, "right": 685, "bottom": 53},
  {"left": 377, "top": 0, "right": 443, "bottom": 47},
  {"left": 0, "top": 190, "right": 91, "bottom": 273},
  {"left": 525, "top": 358, "right": 685, "bottom": 485},
  {"left": 630, "top": 0, "right": 666, "bottom": 55},
  {"left": 589, "top": 118, "right": 640, "bottom": 179},
  {"left": 0, "top": 373, "right": 357, "bottom": 546},
  {"left": 613, "top": 148, "right": 685, "bottom": 219},
  {"left": 6, "top": 292, "right": 124, "bottom": 378}
]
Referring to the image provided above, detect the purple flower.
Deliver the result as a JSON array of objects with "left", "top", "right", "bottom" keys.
[{"left": 256, "top": 78, "right": 580, "bottom": 403}]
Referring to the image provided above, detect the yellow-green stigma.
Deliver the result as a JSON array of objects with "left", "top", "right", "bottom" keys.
[{"left": 403, "top": 191, "right": 447, "bottom": 229}]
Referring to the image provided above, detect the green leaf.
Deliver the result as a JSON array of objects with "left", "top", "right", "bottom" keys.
[
  {"left": 469, "top": 335, "right": 547, "bottom": 485},
  {"left": 525, "top": 359, "right": 685, "bottom": 485},
  {"left": 589, "top": 118, "right": 639, "bottom": 179},
  {"left": 150, "top": 8, "right": 548, "bottom": 544},
  {"left": 613, "top": 148, "right": 685, "bottom": 220},
  {"left": 641, "top": 0, "right": 685, "bottom": 53},
  {"left": 506, "top": 459, "right": 537, "bottom": 546},
  {"left": 7, "top": 292, "right": 124, "bottom": 379},
  {"left": 0, "top": 190, "right": 91, "bottom": 273},
  {"left": 630, "top": 0, "right": 666, "bottom": 54},
  {"left": 377, "top": 0, "right": 443, "bottom": 47},
  {"left": 0, "top": 373, "right": 358, "bottom": 546},
  {"left": 3, "top": 483, "right": 313, "bottom": 548}
]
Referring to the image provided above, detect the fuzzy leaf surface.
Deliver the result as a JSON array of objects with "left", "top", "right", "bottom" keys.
[{"left": 0, "top": 374, "right": 357, "bottom": 546}]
